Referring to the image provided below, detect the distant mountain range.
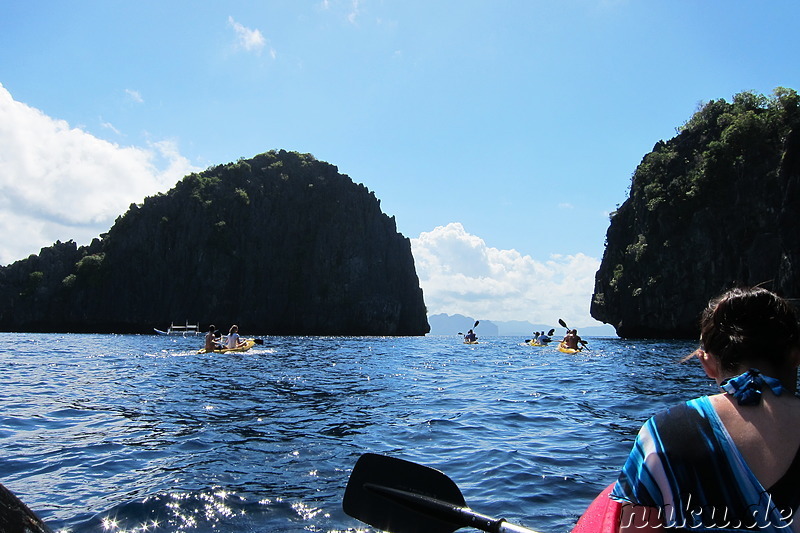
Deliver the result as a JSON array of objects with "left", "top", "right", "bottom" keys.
[{"left": 427, "top": 313, "right": 617, "bottom": 337}]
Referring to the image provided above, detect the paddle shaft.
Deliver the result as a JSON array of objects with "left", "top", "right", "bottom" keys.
[{"left": 366, "top": 484, "right": 538, "bottom": 533}]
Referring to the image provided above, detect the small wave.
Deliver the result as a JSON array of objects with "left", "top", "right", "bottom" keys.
[{"left": 60, "top": 485, "right": 361, "bottom": 533}]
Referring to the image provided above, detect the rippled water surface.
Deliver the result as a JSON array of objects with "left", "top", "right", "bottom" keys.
[{"left": 0, "top": 333, "right": 708, "bottom": 532}]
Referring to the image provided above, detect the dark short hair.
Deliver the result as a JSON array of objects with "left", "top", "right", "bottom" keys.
[{"left": 700, "top": 287, "right": 800, "bottom": 371}]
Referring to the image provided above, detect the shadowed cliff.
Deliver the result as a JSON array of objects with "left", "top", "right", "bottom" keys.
[
  {"left": 591, "top": 88, "right": 800, "bottom": 338},
  {"left": 0, "top": 150, "right": 430, "bottom": 335}
]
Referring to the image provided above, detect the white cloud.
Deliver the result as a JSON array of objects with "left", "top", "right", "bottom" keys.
[
  {"left": 101, "top": 119, "right": 122, "bottom": 135},
  {"left": 348, "top": 0, "right": 361, "bottom": 24},
  {"left": 317, "top": 0, "right": 364, "bottom": 25},
  {"left": 228, "top": 16, "right": 266, "bottom": 53},
  {"left": 125, "top": 89, "right": 144, "bottom": 103},
  {"left": 0, "top": 83, "right": 201, "bottom": 265},
  {"left": 411, "top": 222, "right": 602, "bottom": 327}
]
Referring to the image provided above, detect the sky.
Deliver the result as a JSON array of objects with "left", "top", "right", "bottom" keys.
[{"left": 1, "top": 1, "right": 799, "bottom": 328}]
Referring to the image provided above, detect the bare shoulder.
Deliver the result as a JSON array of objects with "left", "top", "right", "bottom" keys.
[{"left": 709, "top": 391, "right": 800, "bottom": 488}]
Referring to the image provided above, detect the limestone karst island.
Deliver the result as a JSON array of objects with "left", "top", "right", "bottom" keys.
[
  {"left": 592, "top": 88, "right": 800, "bottom": 338},
  {"left": 0, "top": 150, "right": 430, "bottom": 336}
]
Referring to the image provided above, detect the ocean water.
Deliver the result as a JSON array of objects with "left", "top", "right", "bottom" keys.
[{"left": 0, "top": 333, "right": 708, "bottom": 533}]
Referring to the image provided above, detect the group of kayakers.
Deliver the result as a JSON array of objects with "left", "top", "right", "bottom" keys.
[
  {"left": 204, "top": 324, "right": 247, "bottom": 352},
  {"left": 461, "top": 322, "right": 589, "bottom": 351},
  {"left": 531, "top": 327, "right": 586, "bottom": 349}
]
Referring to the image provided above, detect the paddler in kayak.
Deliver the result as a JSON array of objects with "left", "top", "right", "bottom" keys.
[
  {"left": 611, "top": 287, "right": 800, "bottom": 532},
  {"left": 204, "top": 325, "right": 224, "bottom": 352},
  {"left": 226, "top": 324, "right": 247, "bottom": 349},
  {"left": 464, "top": 329, "right": 477, "bottom": 343},
  {"left": 561, "top": 329, "right": 585, "bottom": 350}
]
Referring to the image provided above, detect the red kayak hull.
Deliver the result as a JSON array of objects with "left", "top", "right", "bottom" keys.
[{"left": 572, "top": 483, "right": 621, "bottom": 533}]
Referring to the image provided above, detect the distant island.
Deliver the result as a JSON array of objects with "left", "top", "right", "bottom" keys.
[
  {"left": 0, "top": 150, "right": 430, "bottom": 336},
  {"left": 592, "top": 87, "right": 800, "bottom": 338}
]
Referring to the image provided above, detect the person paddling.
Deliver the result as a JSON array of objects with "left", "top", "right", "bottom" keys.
[
  {"left": 464, "top": 329, "right": 477, "bottom": 343},
  {"left": 562, "top": 329, "right": 585, "bottom": 350},
  {"left": 226, "top": 325, "right": 247, "bottom": 349},
  {"left": 204, "top": 325, "right": 222, "bottom": 352}
]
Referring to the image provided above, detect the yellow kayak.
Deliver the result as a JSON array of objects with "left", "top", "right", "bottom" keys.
[
  {"left": 198, "top": 338, "right": 256, "bottom": 354},
  {"left": 463, "top": 340, "right": 479, "bottom": 344},
  {"left": 557, "top": 341, "right": 581, "bottom": 354},
  {"left": 526, "top": 341, "right": 549, "bottom": 347}
]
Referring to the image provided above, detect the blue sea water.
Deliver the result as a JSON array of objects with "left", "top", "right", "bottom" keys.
[{"left": 0, "top": 333, "right": 708, "bottom": 533}]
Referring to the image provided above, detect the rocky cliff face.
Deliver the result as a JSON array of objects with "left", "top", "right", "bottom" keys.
[
  {"left": 591, "top": 89, "right": 800, "bottom": 338},
  {"left": 0, "top": 150, "right": 430, "bottom": 335}
]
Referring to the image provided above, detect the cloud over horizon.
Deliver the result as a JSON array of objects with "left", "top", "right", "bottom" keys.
[
  {"left": 411, "top": 222, "right": 602, "bottom": 327},
  {"left": 0, "top": 84, "right": 200, "bottom": 265}
]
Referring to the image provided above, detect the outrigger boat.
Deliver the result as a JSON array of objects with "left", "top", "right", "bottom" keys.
[{"left": 154, "top": 321, "right": 202, "bottom": 336}]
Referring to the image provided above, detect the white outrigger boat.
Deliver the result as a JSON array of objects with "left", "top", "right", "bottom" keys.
[{"left": 154, "top": 321, "right": 202, "bottom": 336}]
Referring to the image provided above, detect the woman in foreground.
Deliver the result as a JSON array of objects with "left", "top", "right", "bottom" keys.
[{"left": 612, "top": 287, "right": 800, "bottom": 532}]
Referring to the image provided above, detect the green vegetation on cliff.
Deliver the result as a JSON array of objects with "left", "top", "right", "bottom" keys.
[
  {"left": 0, "top": 150, "right": 430, "bottom": 335},
  {"left": 592, "top": 87, "right": 800, "bottom": 338}
]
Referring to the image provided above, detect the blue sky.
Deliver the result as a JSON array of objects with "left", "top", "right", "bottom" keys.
[{"left": 1, "top": 1, "right": 798, "bottom": 328}]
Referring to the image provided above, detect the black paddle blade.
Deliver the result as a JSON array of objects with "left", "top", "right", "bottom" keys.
[
  {"left": 558, "top": 319, "right": 568, "bottom": 329},
  {"left": 474, "top": 320, "right": 480, "bottom": 328},
  {"left": 253, "top": 338, "right": 264, "bottom": 345},
  {"left": 343, "top": 453, "right": 466, "bottom": 533}
]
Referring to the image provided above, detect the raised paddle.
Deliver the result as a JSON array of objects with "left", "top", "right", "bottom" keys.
[{"left": 343, "top": 453, "right": 538, "bottom": 533}]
